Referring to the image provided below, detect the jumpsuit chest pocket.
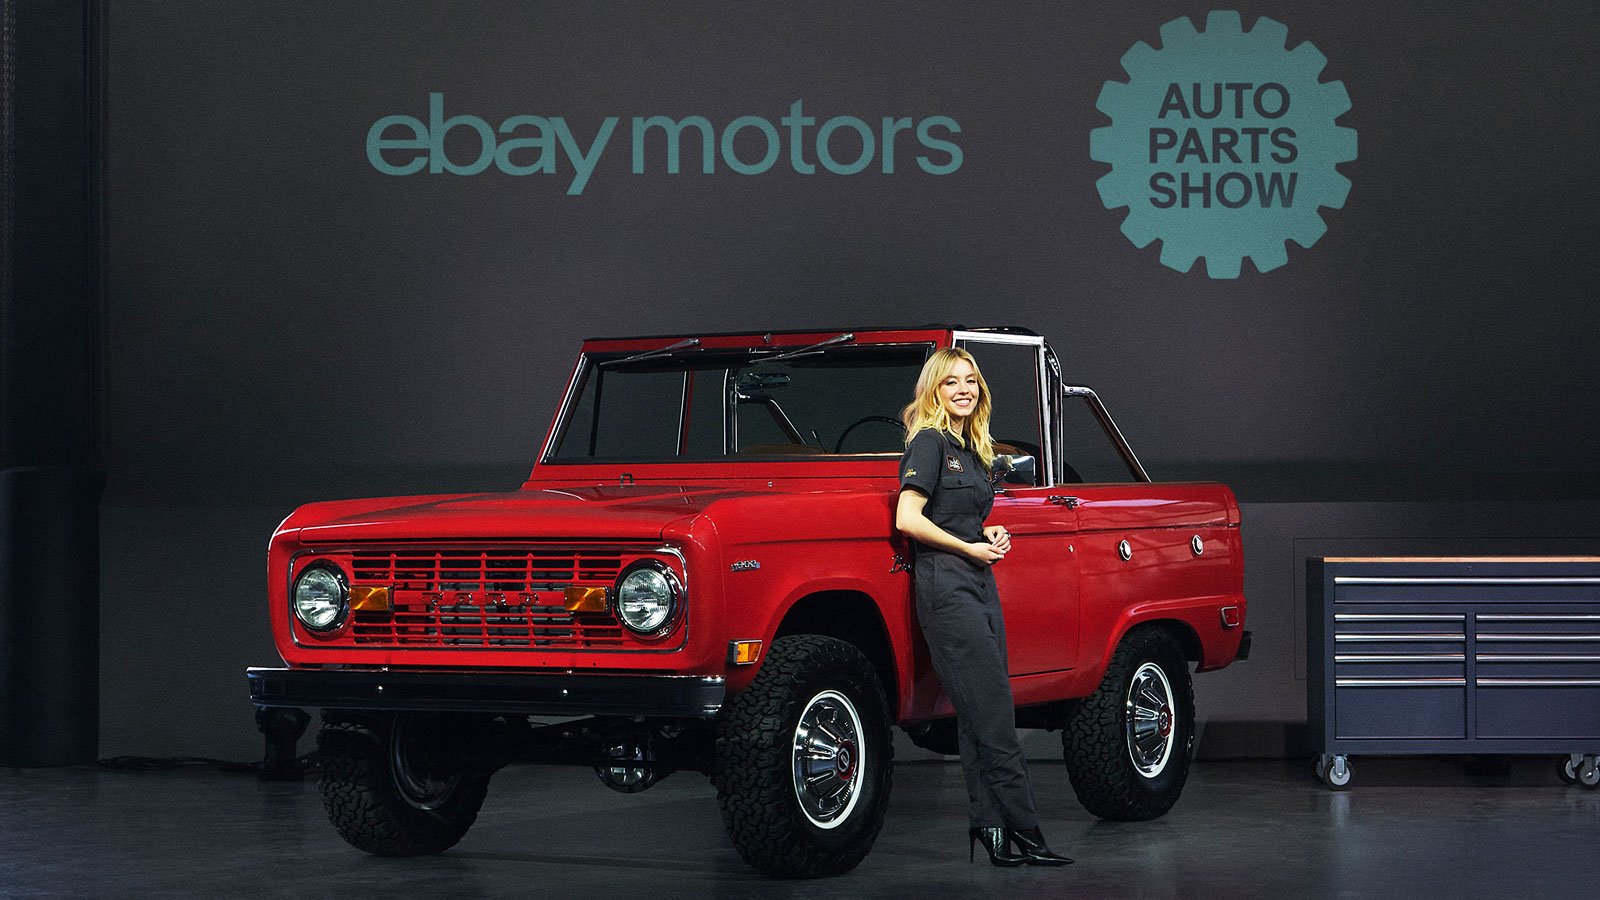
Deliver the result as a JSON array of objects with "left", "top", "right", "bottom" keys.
[
  {"left": 940, "top": 470, "right": 978, "bottom": 490},
  {"left": 939, "top": 471, "right": 980, "bottom": 495},
  {"left": 935, "top": 466, "right": 993, "bottom": 524}
]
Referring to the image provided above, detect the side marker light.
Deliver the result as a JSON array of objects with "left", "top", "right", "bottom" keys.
[{"left": 728, "top": 640, "right": 763, "bottom": 666}]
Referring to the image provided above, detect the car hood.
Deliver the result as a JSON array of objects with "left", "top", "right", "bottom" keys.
[{"left": 288, "top": 485, "right": 766, "bottom": 543}]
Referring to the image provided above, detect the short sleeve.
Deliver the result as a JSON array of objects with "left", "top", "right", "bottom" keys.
[{"left": 899, "top": 429, "right": 942, "bottom": 496}]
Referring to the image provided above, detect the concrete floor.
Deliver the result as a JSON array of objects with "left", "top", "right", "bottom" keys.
[{"left": 2, "top": 757, "right": 1596, "bottom": 899}]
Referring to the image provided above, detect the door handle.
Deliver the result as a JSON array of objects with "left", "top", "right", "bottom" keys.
[{"left": 1047, "top": 495, "right": 1081, "bottom": 508}]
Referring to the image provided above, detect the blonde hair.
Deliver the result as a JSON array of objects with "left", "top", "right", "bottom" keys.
[{"left": 900, "top": 346, "right": 996, "bottom": 469}]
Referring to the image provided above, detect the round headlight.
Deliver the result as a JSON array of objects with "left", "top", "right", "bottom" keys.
[
  {"left": 293, "top": 564, "right": 349, "bottom": 632},
  {"left": 614, "top": 561, "right": 680, "bottom": 636}
]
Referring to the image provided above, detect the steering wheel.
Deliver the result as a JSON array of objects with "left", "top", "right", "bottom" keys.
[{"left": 834, "top": 416, "right": 903, "bottom": 453}]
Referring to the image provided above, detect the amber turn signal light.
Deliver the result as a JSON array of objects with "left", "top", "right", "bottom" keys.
[
  {"left": 349, "top": 586, "right": 390, "bottom": 612},
  {"left": 727, "top": 640, "right": 762, "bottom": 666},
  {"left": 564, "top": 586, "right": 609, "bottom": 613}
]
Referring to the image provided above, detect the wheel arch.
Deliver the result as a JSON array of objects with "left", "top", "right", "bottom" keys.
[
  {"left": 773, "top": 589, "right": 898, "bottom": 708},
  {"left": 1104, "top": 612, "right": 1205, "bottom": 670},
  {"left": 1131, "top": 618, "right": 1202, "bottom": 663},
  {"left": 1075, "top": 615, "right": 1201, "bottom": 693}
]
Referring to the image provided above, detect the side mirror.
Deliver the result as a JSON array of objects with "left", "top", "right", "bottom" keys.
[{"left": 993, "top": 454, "right": 1037, "bottom": 487}]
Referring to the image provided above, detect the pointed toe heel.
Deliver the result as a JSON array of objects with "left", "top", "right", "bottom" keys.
[
  {"left": 1007, "top": 826, "right": 1074, "bottom": 866},
  {"left": 969, "top": 827, "right": 1026, "bottom": 866}
]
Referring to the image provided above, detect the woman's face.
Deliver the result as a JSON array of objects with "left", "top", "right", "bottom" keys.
[{"left": 938, "top": 358, "right": 980, "bottom": 424}]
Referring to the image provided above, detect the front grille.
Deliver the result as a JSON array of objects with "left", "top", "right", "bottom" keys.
[{"left": 331, "top": 547, "right": 640, "bottom": 650}]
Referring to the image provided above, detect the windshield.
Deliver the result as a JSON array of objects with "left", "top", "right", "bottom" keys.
[{"left": 547, "top": 344, "right": 930, "bottom": 461}]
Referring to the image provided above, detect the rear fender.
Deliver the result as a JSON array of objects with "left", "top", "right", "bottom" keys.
[{"left": 1093, "top": 600, "right": 1244, "bottom": 686}]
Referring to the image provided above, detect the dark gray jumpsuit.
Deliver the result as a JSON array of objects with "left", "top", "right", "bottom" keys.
[{"left": 900, "top": 428, "right": 1039, "bottom": 830}]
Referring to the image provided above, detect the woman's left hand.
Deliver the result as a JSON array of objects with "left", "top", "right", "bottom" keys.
[{"left": 983, "top": 525, "right": 1011, "bottom": 555}]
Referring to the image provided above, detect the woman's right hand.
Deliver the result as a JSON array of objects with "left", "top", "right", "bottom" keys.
[{"left": 966, "top": 541, "right": 1005, "bottom": 566}]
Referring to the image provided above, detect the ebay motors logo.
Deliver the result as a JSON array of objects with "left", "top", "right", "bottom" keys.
[{"left": 367, "top": 94, "right": 963, "bottom": 195}]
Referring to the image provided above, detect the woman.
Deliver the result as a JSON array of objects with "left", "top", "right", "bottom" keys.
[{"left": 895, "top": 346, "right": 1072, "bottom": 868}]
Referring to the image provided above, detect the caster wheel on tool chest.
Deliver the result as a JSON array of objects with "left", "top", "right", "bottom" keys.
[
  {"left": 1579, "top": 756, "right": 1600, "bottom": 789},
  {"left": 1558, "top": 755, "right": 1581, "bottom": 785},
  {"left": 1319, "top": 755, "right": 1351, "bottom": 789}
]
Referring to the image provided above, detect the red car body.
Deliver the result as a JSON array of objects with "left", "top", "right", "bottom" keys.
[{"left": 249, "top": 326, "right": 1247, "bottom": 876}]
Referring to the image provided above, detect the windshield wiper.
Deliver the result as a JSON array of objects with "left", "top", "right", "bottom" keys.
[
  {"left": 763, "top": 332, "right": 854, "bottom": 363},
  {"left": 602, "top": 337, "right": 701, "bottom": 367}
]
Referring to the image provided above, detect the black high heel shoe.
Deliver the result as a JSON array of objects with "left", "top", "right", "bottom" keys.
[
  {"left": 1007, "top": 826, "right": 1074, "bottom": 866},
  {"left": 969, "top": 827, "right": 1026, "bottom": 866}
]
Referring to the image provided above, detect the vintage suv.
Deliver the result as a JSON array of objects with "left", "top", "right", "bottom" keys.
[{"left": 248, "top": 326, "right": 1249, "bottom": 878}]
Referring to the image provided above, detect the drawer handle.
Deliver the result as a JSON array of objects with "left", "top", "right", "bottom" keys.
[
  {"left": 1477, "top": 634, "right": 1600, "bottom": 642},
  {"left": 1336, "top": 653, "right": 1464, "bottom": 662},
  {"left": 1477, "top": 654, "right": 1600, "bottom": 662},
  {"left": 1336, "top": 678, "right": 1465, "bottom": 687},
  {"left": 1336, "top": 614, "right": 1464, "bottom": 622},
  {"left": 1477, "top": 678, "right": 1600, "bottom": 687},
  {"left": 1335, "top": 634, "right": 1464, "bottom": 642},
  {"left": 1478, "top": 614, "right": 1600, "bottom": 622}
]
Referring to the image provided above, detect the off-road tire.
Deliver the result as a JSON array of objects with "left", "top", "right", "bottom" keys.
[
  {"left": 1062, "top": 626, "right": 1195, "bottom": 821},
  {"left": 714, "top": 635, "right": 893, "bottom": 878},
  {"left": 317, "top": 711, "right": 491, "bottom": 856}
]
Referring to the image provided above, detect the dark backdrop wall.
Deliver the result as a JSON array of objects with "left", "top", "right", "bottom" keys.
[{"left": 99, "top": 2, "right": 1600, "bottom": 759}]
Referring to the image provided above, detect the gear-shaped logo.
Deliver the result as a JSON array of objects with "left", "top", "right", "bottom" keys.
[{"left": 1090, "top": 11, "right": 1357, "bottom": 277}]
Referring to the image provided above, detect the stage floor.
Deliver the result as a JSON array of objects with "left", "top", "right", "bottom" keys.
[{"left": 3, "top": 756, "right": 1595, "bottom": 898}]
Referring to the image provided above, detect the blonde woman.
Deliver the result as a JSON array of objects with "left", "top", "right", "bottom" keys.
[{"left": 895, "top": 347, "right": 1071, "bottom": 868}]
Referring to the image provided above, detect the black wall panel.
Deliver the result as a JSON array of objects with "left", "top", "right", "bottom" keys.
[
  {"left": 102, "top": 2, "right": 1600, "bottom": 506},
  {"left": 78, "top": 2, "right": 1600, "bottom": 757}
]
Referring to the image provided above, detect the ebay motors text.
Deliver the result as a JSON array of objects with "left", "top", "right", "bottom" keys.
[{"left": 367, "top": 95, "right": 963, "bottom": 195}]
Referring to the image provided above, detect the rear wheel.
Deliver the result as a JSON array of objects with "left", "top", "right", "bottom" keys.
[
  {"left": 317, "top": 711, "right": 492, "bottom": 856},
  {"left": 1062, "top": 627, "right": 1195, "bottom": 820},
  {"left": 714, "top": 635, "right": 893, "bottom": 878}
]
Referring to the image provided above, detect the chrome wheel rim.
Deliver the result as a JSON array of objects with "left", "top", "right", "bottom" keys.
[
  {"left": 1126, "top": 662, "right": 1176, "bottom": 778},
  {"left": 791, "top": 690, "right": 864, "bottom": 829},
  {"left": 391, "top": 716, "right": 461, "bottom": 811}
]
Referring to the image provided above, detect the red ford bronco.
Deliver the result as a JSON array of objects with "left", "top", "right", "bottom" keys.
[{"left": 248, "top": 326, "right": 1249, "bottom": 877}]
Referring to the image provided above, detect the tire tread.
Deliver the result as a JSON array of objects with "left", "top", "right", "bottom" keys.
[
  {"left": 316, "top": 713, "right": 489, "bottom": 856},
  {"left": 714, "top": 635, "right": 893, "bottom": 878},
  {"left": 1062, "top": 627, "right": 1195, "bottom": 821}
]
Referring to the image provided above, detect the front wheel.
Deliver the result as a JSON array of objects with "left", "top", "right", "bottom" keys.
[
  {"left": 317, "top": 711, "right": 493, "bottom": 856},
  {"left": 1062, "top": 627, "right": 1196, "bottom": 821},
  {"left": 714, "top": 635, "right": 893, "bottom": 878}
]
